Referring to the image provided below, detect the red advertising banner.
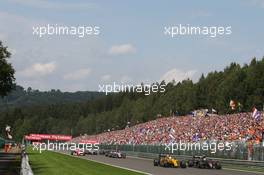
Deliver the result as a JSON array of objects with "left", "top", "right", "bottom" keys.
[
  {"left": 25, "top": 134, "right": 72, "bottom": 141},
  {"left": 79, "top": 140, "right": 99, "bottom": 144},
  {"left": 25, "top": 135, "right": 42, "bottom": 141}
]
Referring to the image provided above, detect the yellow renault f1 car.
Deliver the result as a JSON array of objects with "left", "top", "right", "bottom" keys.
[{"left": 153, "top": 154, "right": 187, "bottom": 168}]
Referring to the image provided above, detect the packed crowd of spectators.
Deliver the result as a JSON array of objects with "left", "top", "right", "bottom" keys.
[{"left": 72, "top": 112, "right": 264, "bottom": 145}]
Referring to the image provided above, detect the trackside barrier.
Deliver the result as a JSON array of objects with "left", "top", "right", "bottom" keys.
[
  {"left": 100, "top": 144, "right": 264, "bottom": 167},
  {"left": 20, "top": 151, "right": 34, "bottom": 175},
  {"left": 124, "top": 151, "right": 264, "bottom": 167},
  {"left": 100, "top": 142, "right": 264, "bottom": 160}
]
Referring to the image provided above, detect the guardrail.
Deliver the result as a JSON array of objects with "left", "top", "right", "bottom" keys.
[
  {"left": 20, "top": 151, "right": 34, "bottom": 175},
  {"left": 100, "top": 144, "right": 264, "bottom": 167},
  {"left": 100, "top": 142, "right": 264, "bottom": 160}
]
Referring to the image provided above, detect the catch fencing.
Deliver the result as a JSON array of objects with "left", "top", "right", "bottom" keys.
[{"left": 100, "top": 141, "right": 264, "bottom": 161}]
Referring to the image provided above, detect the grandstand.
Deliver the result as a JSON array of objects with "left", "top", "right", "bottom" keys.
[
  {"left": 69, "top": 112, "right": 264, "bottom": 163},
  {"left": 72, "top": 112, "right": 263, "bottom": 145}
]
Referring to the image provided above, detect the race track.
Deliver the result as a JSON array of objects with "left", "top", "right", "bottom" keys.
[{"left": 65, "top": 152, "right": 263, "bottom": 175}]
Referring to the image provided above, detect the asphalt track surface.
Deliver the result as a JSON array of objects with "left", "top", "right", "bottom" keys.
[{"left": 60, "top": 151, "right": 263, "bottom": 175}]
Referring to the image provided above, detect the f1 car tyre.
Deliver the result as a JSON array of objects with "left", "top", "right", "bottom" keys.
[
  {"left": 153, "top": 159, "right": 159, "bottom": 166},
  {"left": 188, "top": 160, "right": 194, "bottom": 167},
  {"left": 215, "top": 162, "right": 222, "bottom": 169},
  {"left": 180, "top": 160, "right": 187, "bottom": 168},
  {"left": 198, "top": 161, "right": 205, "bottom": 169}
]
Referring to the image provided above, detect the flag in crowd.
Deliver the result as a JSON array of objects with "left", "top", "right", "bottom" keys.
[
  {"left": 252, "top": 107, "right": 261, "bottom": 121},
  {"left": 5, "top": 125, "right": 12, "bottom": 140}
]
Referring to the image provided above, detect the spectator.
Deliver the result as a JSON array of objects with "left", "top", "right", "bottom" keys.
[{"left": 72, "top": 112, "right": 263, "bottom": 145}]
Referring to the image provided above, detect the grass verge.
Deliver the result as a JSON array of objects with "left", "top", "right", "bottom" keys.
[{"left": 27, "top": 148, "right": 145, "bottom": 175}]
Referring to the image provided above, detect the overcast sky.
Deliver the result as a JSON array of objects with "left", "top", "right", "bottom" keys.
[{"left": 0, "top": 0, "right": 263, "bottom": 92}]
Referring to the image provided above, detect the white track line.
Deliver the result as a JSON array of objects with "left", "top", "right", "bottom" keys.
[
  {"left": 127, "top": 156, "right": 153, "bottom": 161},
  {"left": 56, "top": 151, "right": 152, "bottom": 175},
  {"left": 80, "top": 157, "right": 153, "bottom": 175}
]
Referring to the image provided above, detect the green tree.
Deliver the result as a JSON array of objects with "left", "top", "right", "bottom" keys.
[{"left": 0, "top": 41, "right": 15, "bottom": 97}]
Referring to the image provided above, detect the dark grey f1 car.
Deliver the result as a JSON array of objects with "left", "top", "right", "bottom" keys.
[
  {"left": 105, "top": 150, "right": 126, "bottom": 158},
  {"left": 188, "top": 156, "right": 222, "bottom": 169}
]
